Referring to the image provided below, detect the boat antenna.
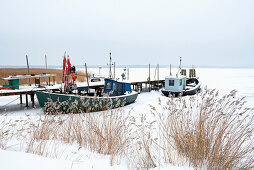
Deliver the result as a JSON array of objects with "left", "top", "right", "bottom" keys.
[
  {"left": 176, "top": 56, "right": 182, "bottom": 77},
  {"left": 170, "top": 64, "right": 172, "bottom": 76},
  {"left": 108, "top": 52, "right": 112, "bottom": 78},
  {"left": 179, "top": 56, "right": 182, "bottom": 73}
]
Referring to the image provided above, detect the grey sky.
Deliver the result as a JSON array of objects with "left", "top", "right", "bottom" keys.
[{"left": 0, "top": 0, "right": 253, "bottom": 67}]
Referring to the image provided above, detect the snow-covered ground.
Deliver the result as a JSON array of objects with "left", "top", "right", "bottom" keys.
[{"left": 0, "top": 67, "right": 253, "bottom": 170}]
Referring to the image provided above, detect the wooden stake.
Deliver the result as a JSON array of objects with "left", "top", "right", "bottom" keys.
[
  {"left": 26, "top": 55, "right": 31, "bottom": 86},
  {"left": 20, "top": 94, "right": 22, "bottom": 104},
  {"left": 61, "top": 52, "right": 66, "bottom": 93},
  {"left": 127, "top": 68, "right": 129, "bottom": 80},
  {"left": 45, "top": 55, "right": 47, "bottom": 71},
  {"left": 170, "top": 64, "right": 172, "bottom": 76},
  {"left": 45, "top": 55, "right": 49, "bottom": 85},
  {"left": 157, "top": 64, "right": 159, "bottom": 87},
  {"left": 149, "top": 64, "right": 151, "bottom": 92},
  {"left": 114, "top": 62, "right": 115, "bottom": 79},
  {"left": 25, "top": 94, "right": 28, "bottom": 107},
  {"left": 30, "top": 93, "right": 35, "bottom": 108},
  {"left": 85, "top": 63, "right": 90, "bottom": 94}
]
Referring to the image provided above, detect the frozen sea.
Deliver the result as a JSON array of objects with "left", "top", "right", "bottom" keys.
[{"left": 88, "top": 67, "right": 254, "bottom": 107}]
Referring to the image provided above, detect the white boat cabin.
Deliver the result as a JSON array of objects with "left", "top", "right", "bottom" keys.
[{"left": 164, "top": 76, "right": 186, "bottom": 92}]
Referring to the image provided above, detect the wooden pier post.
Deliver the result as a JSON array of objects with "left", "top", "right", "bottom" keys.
[
  {"left": 149, "top": 64, "right": 151, "bottom": 92},
  {"left": 26, "top": 55, "right": 31, "bottom": 86},
  {"left": 45, "top": 55, "right": 50, "bottom": 85},
  {"left": 30, "top": 93, "right": 35, "bottom": 108},
  {"left": 157, "top": 64, "right": 159, "bottom": 88},
  {"left": 170, "top": 64, "right": 172, "bottom": 76},
  {"left": 127, "top": 68, "right": 129, "bottom": 80},
  {"left": 20, "top": 94, "right": 22, "bottom": 104},
  {"left": 25, "top": 94, "right": 28, "bottom": 107},
  {"left": 85, "top": 63, "right": 90, "bottom": 94},
  {"left": 114, "top": 62, "right": 115, "bottom": 79}
]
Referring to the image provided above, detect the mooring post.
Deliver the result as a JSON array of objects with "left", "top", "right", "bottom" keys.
[
  {"left": 26, "top": 55, "right": 31, "bottom": 86},
  {"left": 127, "top": 67, "right": 129, "bottom": 80},
  {"left": 45, "top": 55, "right": 50, "bottom": 85},
  {"left": 170, "top": 64, "right": 172, "bottom": 76},
  {"left": 149, "top": 64, "right": 151, "bottom": 92},
  {"left": 85, "top": 63, "right": 90, "bottom": 94},
  {"left": 114, "top": 62, "right": 115, "bottom": 79},
  {"left": 157, "top": 64, "right": 159, "bottom": 88}
]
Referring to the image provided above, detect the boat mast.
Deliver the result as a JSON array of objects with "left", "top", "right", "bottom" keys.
[
  {"left": 109, "top": 52, "right": 112, "bottom": 79},
  {"left": 170, "top": 64, "right": 172, "bottom": 76},
  {"left": 177, "top": 56, "right": 182, "bottom": 77},
  {"left": 179, "top": 56, "right": 182, "bottom": 74}
]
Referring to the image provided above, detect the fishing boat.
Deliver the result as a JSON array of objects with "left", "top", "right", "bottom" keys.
[
  {"left": 36, "top": 79, "right": 138, "bottom": 113},
  {"left": 161, "top": 57, "right": 201, "bottom": 97},
  {"left": 36, "top": 53, "right": 138, "bottom": 114},
  {"left": 161, "top": 76, "right": 200, "bottom": 97}
]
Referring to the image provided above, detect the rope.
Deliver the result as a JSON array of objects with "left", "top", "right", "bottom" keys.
[{"left": 1, "top": 96, "right": 20, "bottom": 107}]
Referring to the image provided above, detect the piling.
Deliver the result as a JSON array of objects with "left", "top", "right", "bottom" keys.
[{"left": 26, "top": 55, "right": 31, "bottom": 86}]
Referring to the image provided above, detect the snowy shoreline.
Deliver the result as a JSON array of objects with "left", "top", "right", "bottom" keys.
[{"left": 1, "top": 68, "right": 254, "bottom": 170}]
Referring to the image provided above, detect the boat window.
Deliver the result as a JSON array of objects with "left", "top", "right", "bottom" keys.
[
  {"left": 91, "top": 78, "right": 100, "bottom": 82},
  {"left": 106, "top": 82, "right": 111, "bottom": 89},
  {"left": 179, "top": 79, "right": 182, "bottom": 86},
  {"left": 113, "top": 82, "right": 117, "bottom": 91},
  {"left": 118, "top": 83, "right": 123, "bottom": 95},
  {"left": 169, "top": 80, "right": 174, "bottom": 86}
]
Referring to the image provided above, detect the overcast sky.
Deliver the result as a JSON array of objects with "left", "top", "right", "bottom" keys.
[{"left": 0, "top": 0, "right": 253, "bottom": 67}]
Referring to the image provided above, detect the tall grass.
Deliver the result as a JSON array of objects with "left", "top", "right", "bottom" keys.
[{"left": 152, "top": 88, "right": 254, "bottom": 169}]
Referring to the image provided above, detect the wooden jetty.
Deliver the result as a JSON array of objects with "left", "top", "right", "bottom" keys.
[
  {"left": 131, "top": 79, "right": 164, "bottom": 92},
  {"left": 0, "top": 73, "right": 57, "bottom": 107},
  {"left": 0, "top": 79, "right": 165, "bottom": 108}
]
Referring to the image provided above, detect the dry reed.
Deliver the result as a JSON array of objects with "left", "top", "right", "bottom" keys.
[
  {"left": 0, "top": 68, "right": 87, "bottom": 85},
  {"left": 152, "top": 88, "right": 254, "bottom": 169}
]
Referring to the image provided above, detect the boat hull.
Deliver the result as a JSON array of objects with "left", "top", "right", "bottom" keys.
[
  {"left": 36, "top": 91, "right": 138, "bottom": 113},
  {"left": 161, "top": 84, "right": 201, "bottom": 97}
]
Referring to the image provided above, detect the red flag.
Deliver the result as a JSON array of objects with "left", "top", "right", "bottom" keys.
[
  {"left": 63, "top": 56, "right": 66, "bottom": 73},
  {"left": 67, "top": 56, "right": 71, "bottom": 74}
]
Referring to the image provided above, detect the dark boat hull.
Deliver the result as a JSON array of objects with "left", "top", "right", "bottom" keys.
[
  {"left": 161, "top": 84, "right": 201, "bottom": 97},
  {"left": 36, "top": 91, "right": 138, "bottom": 113}
]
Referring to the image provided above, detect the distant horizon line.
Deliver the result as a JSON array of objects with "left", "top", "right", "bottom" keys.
[{"left": 0, "top": 65, "right": 253, "bottom": 69}]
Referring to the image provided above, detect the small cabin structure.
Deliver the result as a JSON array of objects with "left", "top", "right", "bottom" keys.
[
  {"left": 164, "top": 76, "right": 186, "bottom": 92},
  {"left": 103, "top": 79, "right": 132, "bottom": 96},
  {"left": 90, "top": 76, "right": 104, "bottom": 82}
]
